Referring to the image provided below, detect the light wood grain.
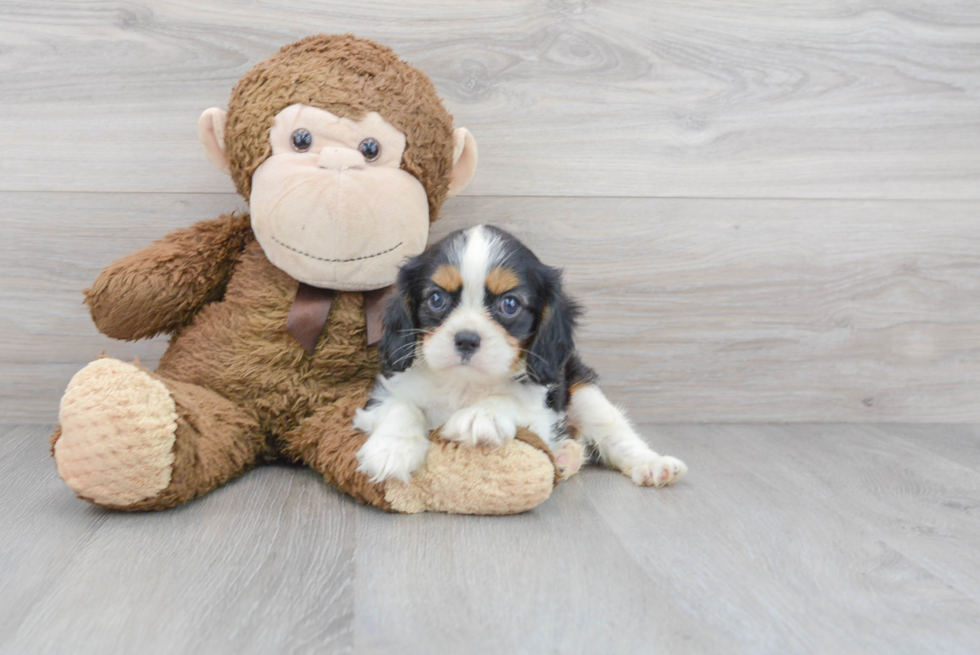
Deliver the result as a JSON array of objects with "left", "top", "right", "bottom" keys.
[
  {"left": 0, "top": 425, "right": 357, "bottom": 655},
  {"left": 352, "top": 485, "right": 721, "bottom": 653},
  {"left": 3, "top": 192, "right": 977, "bottom": 423},
  {"left": 5, "top": 422, "right": 980, "bottom": 654},
  {"left": 887, "top": 423, "right": 980, "bottom": 471},
  {"left": 583, "top": 423, "right": 980, "bottom": 654},
  {"left": 747, "top": 424, "right": 980, "bottom": 605},
  {"left": 0, "top": 1, "right": 978, "bottom": 198}
]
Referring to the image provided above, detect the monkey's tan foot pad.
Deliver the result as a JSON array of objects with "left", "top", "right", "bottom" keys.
[
  {"left": 55, "top": 358, "right": 179, "bottom": 507},
  {"left": 554, "top": 439, "right": 584, "bottom": 481},
  {"left": 383, "top": 438, "right": 555, "bottom": 515}
]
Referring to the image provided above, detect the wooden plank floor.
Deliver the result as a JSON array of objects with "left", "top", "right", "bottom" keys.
[{"left": 3, "top": 423, "right": 979, "bottom": 654}]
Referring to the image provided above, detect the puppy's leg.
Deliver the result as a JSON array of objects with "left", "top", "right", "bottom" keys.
[
  {"left": 354, "top": 398, "right": 430, "bottom": 483},
  {"left": 442, "top": 396, "right": 520, "bottom": 447},
  {"left": 567, "top": 385, "right": 687, "bottom": 487}
]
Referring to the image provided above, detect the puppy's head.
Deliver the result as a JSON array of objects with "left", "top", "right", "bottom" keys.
[{"left": 380, "top": 225, "right": 580, "bottom": 383}]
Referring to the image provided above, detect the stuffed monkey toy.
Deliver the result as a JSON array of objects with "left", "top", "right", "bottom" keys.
[{"left": 51, "top": 34, "right": 563, "bottom": 514}]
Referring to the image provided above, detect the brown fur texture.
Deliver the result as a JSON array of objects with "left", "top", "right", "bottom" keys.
[
  {"left": 225, "top": 34, "right": 455, "bottom": 221},
  {"left": 54, "top": 216, "right": 406, "bottom": 510},
  {"left": 51, "top": 35, "right": 561, "bottom": 514},
  {"left": 485, "top": 266, "right": 520, "bottom": 295},
  {"left": 85, "top": 213, "right": 253, "bottom": 340},
  {"left": 431, "top": 264, "right": 463, "bottom": 293},
  {"left": 96, "top": 370, "right": 267, "bottom": 511},
  {"left": 52, "top": 214, "right": 560, "bottom": 511},
  {"left": 279, "top": 383, "right": 392, "bottom": 510}
]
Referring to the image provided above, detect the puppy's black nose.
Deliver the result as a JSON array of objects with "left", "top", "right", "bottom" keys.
[{"left": 454, "top": 331, "right": 481, "bottom": 356}]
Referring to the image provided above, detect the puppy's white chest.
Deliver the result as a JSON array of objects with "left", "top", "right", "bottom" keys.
[
  {"left": 421, "top": 378, "right": 511, "bottom": 429},
  {"left": 373, "top": 368, "right": 561, "bottom": 444}
]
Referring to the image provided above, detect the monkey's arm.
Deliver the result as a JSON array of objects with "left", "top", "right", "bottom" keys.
[{"left": 85, "top": 212, "right": 253, "bottom": 340}]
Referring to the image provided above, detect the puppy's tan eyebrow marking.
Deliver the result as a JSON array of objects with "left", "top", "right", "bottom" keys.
[
  {"left": 431, "top": 264, "right": 462, "bottom": 292},
  {"left": 486, "top": 266, "right": 520, "bottom": 295}
]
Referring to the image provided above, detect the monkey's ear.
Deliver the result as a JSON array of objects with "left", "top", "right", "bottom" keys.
[
  {"left": 447, "top": 128, "right": 478, "bottom": 197},
  {"left": 198, "top": 107, "right": 230, "bottom": 174}
]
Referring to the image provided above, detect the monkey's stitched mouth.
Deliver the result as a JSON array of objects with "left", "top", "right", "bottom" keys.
[{"left": 271, "top": 236, "right": 402, "bottom": 263}]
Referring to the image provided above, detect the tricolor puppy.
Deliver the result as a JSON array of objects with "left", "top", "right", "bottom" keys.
[{"left": 354, "top": 225, "right": 687, "bottom": 487}]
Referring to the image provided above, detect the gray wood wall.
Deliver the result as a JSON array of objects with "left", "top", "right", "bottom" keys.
[{"left": 2, "top": 0, "right": 978, "bottom": 423}]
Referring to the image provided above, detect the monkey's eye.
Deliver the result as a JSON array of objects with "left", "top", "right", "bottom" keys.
[
  {"left": 291, "top": 128, "right": 313, "bottom": 152},
  {"left": 358, "top": 138, "right": 381, "bottom": 162},
  {"left": 428, "top": 291, "right": 447, "bottom": 312},
  {"left": 499, "top": 296, "right": 521, "bottom": 318}
]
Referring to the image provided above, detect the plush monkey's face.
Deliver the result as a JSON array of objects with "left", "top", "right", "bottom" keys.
[
  {"left": 249, "top": 103, "right": 429, "bottom": 290},
  {"left": 200, "top": 102, "right": 476, "bottom": 291}
]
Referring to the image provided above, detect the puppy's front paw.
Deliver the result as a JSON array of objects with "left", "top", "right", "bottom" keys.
[
  {"left": 442, "top": 407, "right": 517, "bottom": 447},
  {"left": 356, "top": 431, "right": 429, "bottom": 484},
  {"left": 627, "top": 456, "right": 687, "bottom": 487}
]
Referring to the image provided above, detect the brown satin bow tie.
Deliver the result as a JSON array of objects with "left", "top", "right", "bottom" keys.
[{"left": 286, "top": 283, "right": 394, "bottom": 356}]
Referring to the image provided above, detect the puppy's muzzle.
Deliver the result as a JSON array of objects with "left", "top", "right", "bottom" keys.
[{"left": 454, "top": 331, "right": 481, "bottom": 359}]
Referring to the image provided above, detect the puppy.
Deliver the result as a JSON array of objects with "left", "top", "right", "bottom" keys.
[{"left": 354, "top": 225, "right": 687, "bottom": 488}]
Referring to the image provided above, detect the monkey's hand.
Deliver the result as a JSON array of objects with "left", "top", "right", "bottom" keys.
[{"left": 85, "top": 213, "right": 252, "bottom": 340}]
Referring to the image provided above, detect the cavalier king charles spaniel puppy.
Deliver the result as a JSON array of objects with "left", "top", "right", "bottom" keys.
[{"left": 354, "top": 225, "right": 687, "bottom": 487}]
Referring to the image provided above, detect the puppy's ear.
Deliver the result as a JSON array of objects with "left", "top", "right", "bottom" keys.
[
  {"left": 379, "top": 257, "right": 424, "bottom": 374},
  {"left": 526, "top": 267, "right": 581, "bottom": 385}
]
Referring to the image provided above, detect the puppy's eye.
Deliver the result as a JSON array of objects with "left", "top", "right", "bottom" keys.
[
  {"left": 291, "top": 128, "right": 313, "bottom": 152},
  {"left": 428, "top": 291, "right": 447, "bottom": 312},
  {"left": 358, "top": 138, "right": 381, "bottom": 161},
  {"left": 499, "top": 295, "right": 521, "bottom": 318}
]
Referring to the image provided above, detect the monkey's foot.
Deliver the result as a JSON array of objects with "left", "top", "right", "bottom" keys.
[
  {"left": 382, "top": 434, "right": 555, "bottom": 514},
  {"left": 55, "top": 358, "right": 178, "bottom": 507}
]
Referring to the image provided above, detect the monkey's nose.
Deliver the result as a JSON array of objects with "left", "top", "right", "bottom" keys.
[{"left": 317, "top": 147, "right": 366, "bottom": 171}]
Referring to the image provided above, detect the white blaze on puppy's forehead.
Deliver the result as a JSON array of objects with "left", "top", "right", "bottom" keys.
[
  {"left": 418, "top": 225, "right": 518, "bottom": 377},
  {"left": 457, "top": 225, "right": 505, "bottom": 309}
]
